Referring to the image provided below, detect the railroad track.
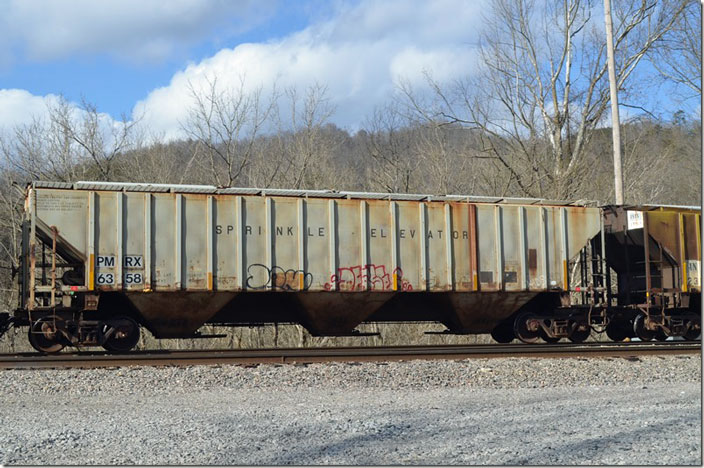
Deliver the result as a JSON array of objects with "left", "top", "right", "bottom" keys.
[{"left": 0, "top": 341, "right": 699, "bottom": 369}]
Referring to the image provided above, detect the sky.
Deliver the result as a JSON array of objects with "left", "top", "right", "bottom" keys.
[
  {"left": 0, "top": 0, "right": 486, "bottom": 138},
  {"left": 0, "top": 0, "right": 697, "bottom": 140}
]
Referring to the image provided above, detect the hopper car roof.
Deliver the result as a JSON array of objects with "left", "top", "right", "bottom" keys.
[
  {"left": 31, "top": 180, "right": 596, "bottom": 207},
  {"left": 30, "top": 181, "right": 701, "bottom": 211},
  {"left": 605, "top": 203, "right": 702, "bottom": 212}
]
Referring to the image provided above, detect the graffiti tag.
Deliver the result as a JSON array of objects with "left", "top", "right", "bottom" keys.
[
  {"left": 324, "top": 264, "right": 413, "bottom": 291},
  {"left": 245, "top": 264, "right": 313, "bottom": 291}
]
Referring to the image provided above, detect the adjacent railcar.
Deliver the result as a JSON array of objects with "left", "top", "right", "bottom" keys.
[
  {"left": 1, "top": 181, "right": 699, "bottom": 352},
  {"left": 599, "top": 204, "right": 701, "bottom": 341}
]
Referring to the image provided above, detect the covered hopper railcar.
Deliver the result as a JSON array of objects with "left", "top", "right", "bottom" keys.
[{"left": 1, "top": 181, "right": 700, "bottom": 352}]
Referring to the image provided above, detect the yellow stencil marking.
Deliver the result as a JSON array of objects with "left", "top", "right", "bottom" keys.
[
  {"left": 89, "top": 253, "right": 94, "bottom": 290},
  {"left": 680, "top": 213, "right": 687, "bottom": 293}
]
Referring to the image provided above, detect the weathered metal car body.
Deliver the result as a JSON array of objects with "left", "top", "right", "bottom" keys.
[
  {"left": 3, "top": 181, "right": 700, "bottom": 352},
  {"left": 599, "top": 205, "right": 701, "bottom": 341}
]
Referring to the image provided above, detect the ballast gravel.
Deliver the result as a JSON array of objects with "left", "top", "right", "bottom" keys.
[{"left": 0, "top": 355, "right": 700, "bottom": 465}]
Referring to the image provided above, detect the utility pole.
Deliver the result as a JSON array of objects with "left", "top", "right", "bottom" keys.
[{"left": 603, "top": 0, "right": 624, "bottom": 205}]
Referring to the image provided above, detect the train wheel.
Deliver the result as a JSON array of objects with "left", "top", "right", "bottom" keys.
[
  {"left": 540, "top": 329, "right": 561, "bottom": 343},
  {"left": 606, "top": 322, "right": 629, "bottom": 341},
  {"left": 102, "top": 317, "right": 140, "bottom": 353},
  {"left": 513, "top": 313, "right": 540, "bottom": 344},
  {"left": 633, "top": 314, "right": 655, "bottom": 341},
  {"left": 654, "top": 329, "right": 669, "bottom": 341},
  {"left": 490, "top": 323, "right": 514, "bottom": 343},
  {"left": 684, "top": 320, "right": 701, "bottom": 341},
  {"left": 28, "top": 316, "right": 66, "bottom": 354},
  {"left": 568, "top": 322, "right": 591, "bottom": 343}
]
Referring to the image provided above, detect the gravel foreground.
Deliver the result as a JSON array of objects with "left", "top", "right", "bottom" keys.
[{"left": 0, "top": 355, "right": 701, "bottom": 465}]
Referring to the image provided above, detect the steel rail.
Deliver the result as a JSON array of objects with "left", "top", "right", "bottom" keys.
[{"left": 0, "top": 341, "right": 699, "bottom": 370}]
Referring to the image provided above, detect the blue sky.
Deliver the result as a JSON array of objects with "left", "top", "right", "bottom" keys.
[
  {"left": 0, "top": 0, "right": 698, "bottom": 138},
  {"left": 0, "top": 0, "right": 488, "bottom": 136},
  {"left": 0, "top": 1, "right": 335, "bottom": 117}
]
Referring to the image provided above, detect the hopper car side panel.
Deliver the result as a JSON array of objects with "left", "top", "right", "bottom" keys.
[{"left": 29, "top": 186, "right": 601, "bottom": 296}]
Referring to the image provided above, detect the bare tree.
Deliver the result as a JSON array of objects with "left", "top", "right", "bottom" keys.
[
  {"left": 49, "top": 97, "right": 139, "bottom": 181},
  {"left": 120, "top": 131, "right": 207, "bottom": 185},
  {"left": 648, "top": 0, "right": 701, "bottom": 96},
  {"left": 413, "top": 123, "right": 483, "bottom": 195},
  {"left": 402, "top": 0, "right": 688, "bottom": 200},
  {"left": 285, "top": 85, "right": 340, "bottom": 189},
  {"left": 182, "top": 76, "right": 275, "bottom": 187},
  {"left": 1, "top": 96, "right": 140, "bottom": 183},
  {"left": 619, "top": 119, "right": 670, "bottom": 202},
  {"left": 250, "top": 84, "right": 346, "bottom": 190},
  {"left": 1, "top": 115, "right": 84, "bottom": 183},
  {"left": 581, "top": 115, "right": 701, "bottom": 205},
  {"left": 0, "top": 172, "right": 24, "bottom": 311},
  {"left": 362, "top": 103, "right": 421, "bottom": 193}
]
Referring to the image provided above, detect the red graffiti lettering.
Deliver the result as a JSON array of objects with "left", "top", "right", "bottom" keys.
[{"left": 323, "top": 264, "right": 413, "bottom": 291}]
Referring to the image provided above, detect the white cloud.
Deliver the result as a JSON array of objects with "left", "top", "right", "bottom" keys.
[
  {"left": 1, "top": 0, "right": 487, "bottom": 138},
  {"left": 0, "top": 89, "right": 58, "bottom": 129},
  {"left": 135, "top": 0, "right": 486, "bottom": 137},
  {"left": 0, "top": 0, "right": 275, "bottom": 64}
]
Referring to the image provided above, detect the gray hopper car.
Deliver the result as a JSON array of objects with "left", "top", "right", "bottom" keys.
[{"left": 1, "top": 181, "right": 700, "bottom": 353}]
